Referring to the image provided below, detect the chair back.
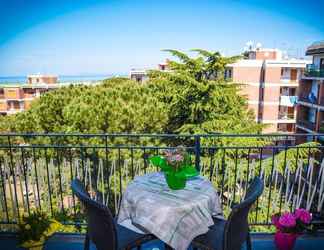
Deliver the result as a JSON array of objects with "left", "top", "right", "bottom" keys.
[
  {"left": 223, "top": 177, "right": 264, "bottom": 250},
  {"left": 71, "top": 179, "right": 118, "bottom": 250}
]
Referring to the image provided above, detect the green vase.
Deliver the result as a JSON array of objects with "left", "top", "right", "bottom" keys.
[{"left": 165, "top": 171, "right": 186, "bottom": 190}]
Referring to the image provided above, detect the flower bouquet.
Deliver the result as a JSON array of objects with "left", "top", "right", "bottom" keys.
[
  {"left": 149, "top": 146, "right": 198, "bottom": 190},
  {"left": 272, "top": 208, "right": 312, "bottom": 250},
  {"left": 18, "top": 210, "right": 62, "bottom": 250}
]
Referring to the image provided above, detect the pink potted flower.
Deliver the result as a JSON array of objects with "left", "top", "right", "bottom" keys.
[{"left": 272, "top": 209, "right": 312, "bottom": 250}]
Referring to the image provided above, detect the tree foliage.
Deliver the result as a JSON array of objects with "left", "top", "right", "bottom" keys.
[{"left": 0, "top": 49, "right": 261, "bottom": 139}]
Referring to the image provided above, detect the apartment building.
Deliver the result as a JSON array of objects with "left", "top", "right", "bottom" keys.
[
  {"left": 226, "top": 48, "right": 309, "bottom": 133},
  {"left": 27, "top": 74, "right": 58, "bottom": 84},
  {"left": 0, "top": 75, "right": 58, "bottom": 115},
  {"left": 296, "top": 41, "right": 324, "bottom": 138}
]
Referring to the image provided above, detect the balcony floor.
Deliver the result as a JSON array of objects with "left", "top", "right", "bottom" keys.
[{"left": 1, "top": 232, "right": 324, "bottom": 250}]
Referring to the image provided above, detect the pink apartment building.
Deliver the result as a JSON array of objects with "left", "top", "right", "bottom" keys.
[
  {"left": 0, "top": 75, "right": 58, "bottom": 115},
  {"left": 226, "top": 48, "right": 309, "bottom": 133}
]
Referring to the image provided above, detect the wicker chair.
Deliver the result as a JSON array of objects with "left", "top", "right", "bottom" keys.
[
  {"left": 192, "top": 177, "right": 264, "bottom": 250},
  {"left": 71, "top": 179, "right": 156, "bottom": 250}
]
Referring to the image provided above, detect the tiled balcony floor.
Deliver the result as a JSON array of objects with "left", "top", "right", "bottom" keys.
[{"left": 1, "top": 232, "right": 324, "bottom": 250}]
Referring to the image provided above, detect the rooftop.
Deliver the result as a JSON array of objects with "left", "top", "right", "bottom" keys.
[
  {"left": 306, "top": 40, "right": 324, "bottom": 55},
  {"left": 0, "top": 81, "right": 102, "bottom": 88}
]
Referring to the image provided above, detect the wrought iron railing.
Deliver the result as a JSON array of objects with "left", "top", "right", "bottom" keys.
[
  {"left": 0, "top": 133, "right": 323, "bottom": 231},
  {"left": 305, "top": 64, "right": 324, "bottom": 78}
]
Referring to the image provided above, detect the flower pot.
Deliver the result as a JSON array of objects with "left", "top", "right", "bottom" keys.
[
  {"left": 22, "top": 242, "right": 44, "bottom": 250},
  {"left": 274, "top": 232, "right": 299, "bottom": 250},
  {"left": 165, "top": 171, "right": 186, "bottom": 190},
  {"left": 28, "top": 244, "right": 44, "bottom": 250}
]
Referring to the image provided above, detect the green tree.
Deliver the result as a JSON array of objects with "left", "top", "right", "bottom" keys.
[{"left": 147, "top": 49, "right": 263, "bottom": 136}]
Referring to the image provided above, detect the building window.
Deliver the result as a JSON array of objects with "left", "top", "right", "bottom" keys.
[
  {"left": 308, "top": 108, "right": 316, "bottom": 123},
  {"left": 320, "top": 58, "right": 324, "bottom": 70},
  {"left": 225, "top": 69, "right": 232, "bottom": 79}
]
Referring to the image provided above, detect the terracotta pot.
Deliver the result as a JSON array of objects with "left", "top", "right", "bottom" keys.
[{"left": 274, "top": 231, "right": 299, "bottom": 250}]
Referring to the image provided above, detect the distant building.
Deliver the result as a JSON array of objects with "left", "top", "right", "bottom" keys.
[
  {"left": 27, "top": 74, "right": 58, "bottom": 84},
  {"left": 129, "top": 60, "right": 170, "bottom": 83},
  {"left": 296, "top": 41, "right": 324, "bottom": 140},
  {"left": 226, "top": 47, "right": 309, "bottom": 133},
  {"left": 0, "top": 75, "right": 59, "bottom": 115},
  {"left": 129, "top": 69, "right": 149, "bottom": 83}
]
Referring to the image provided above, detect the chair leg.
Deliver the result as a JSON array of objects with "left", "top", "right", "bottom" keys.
[
  {"left": 84, "top": 232, "right": 90, "bottom": 250},
  {"left": 246, "top": 231, "right": 252, "bottom": 250}
]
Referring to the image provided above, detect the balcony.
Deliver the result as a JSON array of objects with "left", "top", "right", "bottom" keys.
[
  {"left": 1, "top": 232, "right": 324, "bottom": 250},
  {"left": 278, "top": 112, "right": 295, "bottom": 120},
  {"left": 297, "top": 119, "right": 316, "bottom": 131},
  {"left": 279, "top": 95, "right": 298, "bottom": 107},
  {"left": 299, "top": 93, "right": 318, "bottom": 105},
  {"left": 0, "top": 133, "right": 323, "bottom": 249},
  {"left": 304, "top": 64, "right": 324, "bottom": 78}
]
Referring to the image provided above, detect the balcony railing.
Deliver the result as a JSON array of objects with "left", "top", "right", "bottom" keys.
[
  {"left": 278, "top": 112, "right": 295, "bottom": 120},
  {"left": 279, "top": 95, "right": 298, "bottom": 107},
  {"left": 299, "top": 93, "right": 317, "bottom": 104},
  {"left": 304, "top": 64, "right": 324, "bottom": 78},
  {"left": 0, "top": 133, "right": 323, "bottom": 231},
  {"left": 297, "top": 119, "right": 316, "bottom": 131}
]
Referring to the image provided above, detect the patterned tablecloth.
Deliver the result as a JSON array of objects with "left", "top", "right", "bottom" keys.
[{"left": 117, "top": 172, "right": 223, "bottom": 250}]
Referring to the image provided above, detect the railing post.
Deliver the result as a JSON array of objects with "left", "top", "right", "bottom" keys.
[{"left": 194, "top": 135, "right": 201, "bottom": 171}]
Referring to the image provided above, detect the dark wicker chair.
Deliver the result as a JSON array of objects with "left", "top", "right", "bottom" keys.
[
  {"left": 71, "top": 179, "right": 156, "bottom": 250},
  {"left": 192, "top": 177, "right": 264, "bottom": 250}
]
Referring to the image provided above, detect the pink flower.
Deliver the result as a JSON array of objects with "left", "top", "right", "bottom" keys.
[
  {"left": 174, "top": 154, "right": 184, "bottom": 162},
  {"left": 279, "top": 212, "right": 296, "bottom": 228},
  {"left": 294, "top": 209, "right": 312, "bottom": 224},
  {"left": 272, "top": 214, "right": 282, "bottom": 230}
]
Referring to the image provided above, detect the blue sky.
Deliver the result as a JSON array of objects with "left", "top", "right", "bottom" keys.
[{"left": 0, "top": 0, "right": 323, "bottom": 76}]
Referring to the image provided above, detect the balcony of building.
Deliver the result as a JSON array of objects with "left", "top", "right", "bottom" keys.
[
  {"left": 278, "top": 106, "right": 295, "bottom": 123},
  {"left": 298, "top": 79, "right": 321, "bottom": 109},
  {"left": 0, "top": 133, "right": 323, "bottom": 250},
  {"left": 1, "top": 232, "right": 324, "bottom": 250},
  {"left": 0, "top": 89, "right": 5, "bottom": 99},
  {"left": 280, "top": 68, "right": 301, "bottom": 83},
  {"left": 278, "top": 112, "right": 295, "bottom": 121},
  {"left": 277, "top": 123, "right": 295, "bottom": 133},
  {"left": 296, "top": 119, "right": 316, "bottom": 131},
  {"left": 0, "top": 101, "right": 7, "bottom": 112},
  {"left": 304, "top": 64, "right": 324, "bottom": 79},
  {"left": 23, "top": 88, "right": 38, "bottom": 99},
  {"left": 296, "top": 105, "right": 317, "bottom": 132},
  {"left": 3, "top": 88, "right": 24, "bottom": 101}
]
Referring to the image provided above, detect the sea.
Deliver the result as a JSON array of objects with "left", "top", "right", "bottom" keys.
[{"left": 0, "top": 75, "right": 124, "bottom": 84}]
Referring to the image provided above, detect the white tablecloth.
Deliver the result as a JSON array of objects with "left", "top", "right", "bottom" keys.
[{"left": 117, "top": 172, "right": 223, "bottom": 250}]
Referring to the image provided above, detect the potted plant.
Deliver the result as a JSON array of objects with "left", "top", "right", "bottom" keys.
[
  {"left": 18, "top": 210, "right": 62, "bottom": 250},
  {"left": 272, "top": 208, "right": 312, "bottom": 250},
  {"left": 149, "top": 146, "right": 198, "bottom": 190}
]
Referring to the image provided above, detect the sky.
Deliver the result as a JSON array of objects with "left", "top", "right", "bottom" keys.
[{"left": 0, "top": 0, "right": 323, "bottom": 76}]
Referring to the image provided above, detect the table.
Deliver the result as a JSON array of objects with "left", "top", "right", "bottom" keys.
[{"left": 117, "top": 172, "right": 223, "bottom": 250}]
